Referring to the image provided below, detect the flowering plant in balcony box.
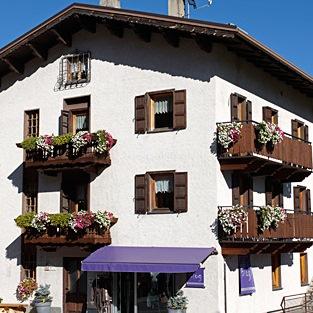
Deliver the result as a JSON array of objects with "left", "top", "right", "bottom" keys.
[
  {"left": 69, "top": 210, "right": 95, "bottom": 232},
  {"left": 71, "top": 131, "right": 92, "bottom": 154},
  {"left": 94, "top": 130, "right": 115, "bottom": 154},
  {"left": 36, "top": 135, "right": 54, "bottom": 157},
  {"left": 218, "top": 205, "right": 248, "bottom": 235},
  {"left": 257, "top": 205, "right": 287, "bottom": 232},
  {"left": 31, "top": 212, "right": 50, "bottom": 232},
  {"left": 16, "top": 278, "right": 38, "bottom": 302},
  {"left": 256, "top": 121, "right": 284, "bottom": 145},
  {"left": 217, "top": 122, "right": 242, "bottom": 149},
  {"left": 94, "top": 211, "right": 114, "bottom": 229}
]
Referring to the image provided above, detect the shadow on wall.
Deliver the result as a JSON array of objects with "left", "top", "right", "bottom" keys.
[
  {"left": 6, "top": 235, "right": 22, "bottom": 265},
  {"left": 225, "top": 252, "right": 293, "bottom": 271},
  {"left": 7, "top": 163, "right": 23, "bottom": 193}
]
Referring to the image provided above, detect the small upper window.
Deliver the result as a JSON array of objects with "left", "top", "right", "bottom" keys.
[
  {"left": 230, "top": 93, "right": 252, "bottom": 122},
  {"left": 291, "top": 119, "right": 308, "bottom": 141},
  {"left": 148, "top": 93, "right": 173, "bottom": 131},
  {"left": 24, "top": 110, "right": 39, "bottom": 137},
  {"left": 294, "top": 186, "right": 311, "bottom": 213},
  {"left": 57, "top": 52, "right": 91, "bottom": 89},
  {"left": 263, "top": 106, "right": 278, "bottom": 124}
]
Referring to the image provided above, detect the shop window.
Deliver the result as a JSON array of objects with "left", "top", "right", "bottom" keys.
[
  {"left": 263, "top": 106, "right": 278, "bottom": 124},
  {"left": 300, "top": 253, "right": 308, "bottom": 286},
  {"left": 24, "top": 109, "right": 39, "bottom": 137},
  {"left": 232, "top": 173, "right": 253, "bottom": 207},
  {"left": 61, "top": 96, "right": 90, "bottom": 134},
  {"left": 271, "top": 254, "right": 282, "bottom": 290},
  {"left": 59, "top": 52, "right": 90, "bottom": 87},
  {"left": 61, "top": 171, "right": 89, "bottom": 213},
  {"left": 135, "top": 171, "right": 187, "bottom": 214},
  {"left": 294, "top": 186, "right": 311, "bottom": 213},
  {"left": 291, "top": 119, "right": 308, "bottom": 141},
  {"left": 265, "top": 177, "right": 283, "bottom": 207},
  {"left": 135, "top": 89, "right": 186, "bottom": 133},
  {"left": 230, "top": 93, "right": 252, "bottom": 122}
]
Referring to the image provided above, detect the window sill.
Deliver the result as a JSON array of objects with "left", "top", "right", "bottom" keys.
[
  {"left": 147, "top": 128, "right": 174, "bottom": 134},
  {"left": 272, "top": 287, "right": 283, "bottom": 291},
  {"left": 301, "top": 283, "right": 309, "bottom": 287},
  {"left": 146, "top": 210, "right": 176, "bottom": 215}
]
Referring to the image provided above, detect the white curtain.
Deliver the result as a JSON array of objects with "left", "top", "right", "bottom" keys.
[
  {"left": 155, "top": 179, "right": 173, "bottom": 193},
  {"left": 77, "top": 115, "right": 87, "bottom": 130},
  {"left": 155, "top": 98, "right": 173, "bottom": 114}
]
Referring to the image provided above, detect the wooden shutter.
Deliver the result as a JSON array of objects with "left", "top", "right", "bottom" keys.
[
  {"left": 247, "top": 175, "right": 253, "bottom": 207},
  {"left": 306, "top": 189, "right": 311, "bottom": 213},
  {"left": 278, "top": 183, "right": 284, "bottom": 208},
  {"left": 246, "top": 100, "right": 252, "bottom": 122},
  {"left": 265, "top": 177, "right": 272, "bottom": 205},
  {"left": 173, "top": 90, "right": 186, "bottom": 130},
  {"left": 263, "top": 107, "right": 272, "bottom": 123},
  {"left": 60, "top": 110, "right": 72, "bottom": 135},
  {"left": 232, "top": 173, "right": 240, "bottom": 205},
  {"left": 294, "top": 186, "right": 301, "bottom": 212},
  {"left": 230, "top": 94, "right": 239, "bottom": 122},
  {"left": 300, "top": 253, "right": 308, "bottom": 285},
  {"left": 271, "top": 254, "right": 281, "bottom": 289},
  {"left": 174, "top": 172, "right": 188, "bottom": 213},
  {"left": 135, "top": 175, "right": 147, "bottom": 214},
  {"left": 291, "top": 120, "right": 298, "bottom": 138},
  {"left": 134, "top": 95, "right": 147, "bottom": 134},
  {"left": 304, "top": 125, "right": 309, "bottom": 142}
]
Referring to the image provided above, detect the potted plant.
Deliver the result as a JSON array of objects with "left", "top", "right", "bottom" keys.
[
  {"left": 257, "top": 205, "right": 287, "bottom": 232},
  {"left": 16, "top": 278, "right": 38, "bottom": 302},
  {"left": 32, "top": 285, "right": 53, "bottom": 313},
  {"left": 167, "top": 290, "right": 188, "bottom": 313},
  {"left": 217, "top": 122, "right": 242, "bottom": 150}
]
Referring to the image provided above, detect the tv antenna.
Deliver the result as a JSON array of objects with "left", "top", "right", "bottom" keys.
[{"left": 185, "top": 0, "right": 213, "bottom": 18}]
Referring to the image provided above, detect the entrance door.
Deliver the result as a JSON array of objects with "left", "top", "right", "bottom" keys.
[{"left": 63, "top": 258, "right": 87, "bottom": 313}]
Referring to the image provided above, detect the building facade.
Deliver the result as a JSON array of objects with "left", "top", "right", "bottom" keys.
[{"left": 0, "top": 3, "right": 313, "bottom": 313}]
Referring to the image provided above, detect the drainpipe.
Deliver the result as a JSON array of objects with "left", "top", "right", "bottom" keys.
[
  {"left": 168, "top": 0, "right": 185, "bottom": 17},
  {"left": 224, "top": 262, "right": 228, "bottom": 313},
  {"left": 99, "top": 0, "right": 121, "bottom": 8}
]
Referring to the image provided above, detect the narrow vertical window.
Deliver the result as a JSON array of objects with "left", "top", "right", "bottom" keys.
[
  {"left": 230, "top": 93, "right": 252, "bottom": 122},
  {"left": 300, "top": 253, "right": 308, "bottom": 286},
  {"left": 271, "top": 254, "right": 281, "bottom": 290},
  {"left": 294, "top": 186, "right": 311, "bottom": 213},
  {"left": 232, "top": 173, "right": 253, "bottom": 207},
  {"left": 24, "top": 109, "right": 39, "bottom": 137},
  {"left": 291, "top": 119, "right": 309, "bottom": 141},
  {"left": 21, "top": 244, "right": 36, "bottom": 280},
  {"left": 263, "top": 106, "right": 278, "bottom": 124}
]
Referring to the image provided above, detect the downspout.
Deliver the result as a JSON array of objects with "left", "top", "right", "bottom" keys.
[{"left": 224, "top": 261, "right": 228, "bottom": 313}]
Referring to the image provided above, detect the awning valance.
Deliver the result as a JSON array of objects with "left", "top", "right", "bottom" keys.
[{"left": 81, "top": 246, "right": 217, "bottom": 273}]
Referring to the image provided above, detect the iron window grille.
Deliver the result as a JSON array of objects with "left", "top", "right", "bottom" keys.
[{"left": 56, "top": 52, "right": 91, "bottom": 90}]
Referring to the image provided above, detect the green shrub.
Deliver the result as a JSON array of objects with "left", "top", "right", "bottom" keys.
[
  {"left": 20, "top": 137, "right": 37, "bottom": 151},
  {"left": 15, "top": 212, "right": 35, "bottom": 228},
  {"left": 52, "top": 133, "right": 73, "bottom": 146},
  {"left": 49, "top": 213, "right": 72, "bottom": 228}
]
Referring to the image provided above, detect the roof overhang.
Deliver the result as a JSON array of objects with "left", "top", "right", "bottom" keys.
[{"left": 1, "top": 3, "right": 313, "bottom": 97}]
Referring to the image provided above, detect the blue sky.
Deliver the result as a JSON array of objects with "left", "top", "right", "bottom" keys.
[{"left": 1, "top": 0, "right": 313, "bottom": 75}]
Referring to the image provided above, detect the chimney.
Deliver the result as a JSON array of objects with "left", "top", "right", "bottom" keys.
[
  {"left": 168, "top": 0, "right": 185, "bottom": 18},
  {"left": 99, "top": 0, "right": 121, "bottom": 8}
]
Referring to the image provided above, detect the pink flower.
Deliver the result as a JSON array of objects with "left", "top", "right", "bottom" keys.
[
  {"left": 82, "top": 132, "right": 92, "bottom": 143},
  {"left": 43, "top": 135, "right": 53, "bottom": 145},
  {"left": 106, "top": 132, "right": 114, "bottom": 149}
]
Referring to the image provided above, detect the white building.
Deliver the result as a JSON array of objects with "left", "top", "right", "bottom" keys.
[{"left": 0, "top": 1, "right": 313, "bottom": 313}]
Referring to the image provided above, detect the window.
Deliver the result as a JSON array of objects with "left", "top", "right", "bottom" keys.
[
  {"left": 23, "top": 168, "right": 38, "bottom": 213},
  {"left": 263, "top": 106, "right": 278, "bottom": 124},
  {"left": 61, "top": 171, "right": 90, "bottom": 213},
  {"left": 61, "top": 96, "right": 90, "bottom": 134},
  {"left": 230, "top": 93, "right": 252, "bottom": 122},
  {"left": 135, "top": 171, "right": 187, "bottom": 214},
  {"left": 294, "top": 186, "right": 311, "bottom": 213},
  {"left": 300, "top": 253, "right": 308, "bottom": 286},
  {"left": 21, "top": 244, "right": 36, "bottom": 280},
  {"left": 232, "top": 173, "right": 253, "bottom": 207},
  {"left": 265, "top": 177, "right": 283, "bottom": 207},
  {"left": 271, "top": 254, "right": 281, "bottom": 290},
  {"left": 135, "top": 89, "right": 186, "bottom": 133},
  {"left": 59, "top": 52, "right": 91, "bottom": 87},
  {"left": 24, "top": 109, "right": 39, "bottom": 137},
  {"left": 291, "top": 119, "right": 308, "bottom": 141}
]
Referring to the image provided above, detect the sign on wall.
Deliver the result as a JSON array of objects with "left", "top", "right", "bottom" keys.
[
  {"left": 239, "top": 255, "right": 256, "bottom": 295},
  {"left": 186, "top": 268, "right": 205, "bottom": 288}
]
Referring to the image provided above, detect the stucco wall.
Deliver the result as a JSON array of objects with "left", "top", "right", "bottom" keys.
[{"left": 0, "top": 21, "right": 313, "bottom": 313}]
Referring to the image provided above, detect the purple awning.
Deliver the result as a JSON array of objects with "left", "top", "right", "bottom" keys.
[{"left": 81, "top": 246, "right": 217, "bottom": 273}]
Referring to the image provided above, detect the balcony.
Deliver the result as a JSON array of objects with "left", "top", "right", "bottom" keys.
[
  {"left": 17, "top": 130, "right": 116, "bottom": 172},
  {"left": 217, "top": 122, "right": 312, "bottom": 182},
  {"left": 218, "top": 206, "right": 313, "bottom": 255},
  {"left": 16, "top": 212, "right": 117, "bottom": 247}
]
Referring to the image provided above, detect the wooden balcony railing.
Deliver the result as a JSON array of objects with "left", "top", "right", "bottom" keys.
[
  {"left": 217, "top": 121, "right": 312, "bottom": 182},
  {"left": 219, "top": 206, "right": 313, "bottom": 255},
  {"left": 19, "top": 145, "right": 113, "bottom": 171},
  {"left": 23, "top": 218, "right": 118, "bottom": 246}
]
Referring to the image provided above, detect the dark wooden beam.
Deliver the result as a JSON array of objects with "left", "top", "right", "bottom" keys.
[
  {"left": 2, "top": 57, "right": 24, "bottom": 74},
  {"left": 221, "top": 246, "right": 250, "bottom": 256},
  {"left": 51, "top": 28, "right": 72, "bottom": 47},
  {"left": 163, "top": 30, "right": 179, "bottom": 48},
  {"left": 132, "top": 24, "right": 151, "bottom": 43},
  {"left": 74, "top": 14, "right": 96, "bottom": 33},
  {"left": 27, "top": 43, "right": 48, "bottom": 61},
  {"left": 106, "top": 21, "right": 124, "bottom": 38}
]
